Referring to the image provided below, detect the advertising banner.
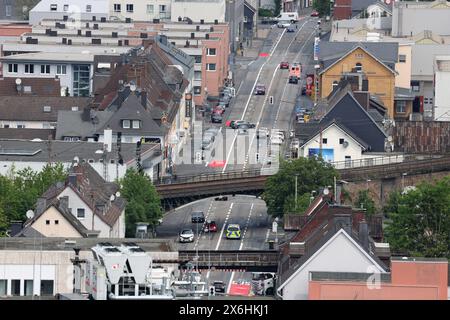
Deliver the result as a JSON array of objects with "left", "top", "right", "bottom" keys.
[
  {"left": 308, "top": 148, "right": 334, "bottom": 162},
  {"left": 306, "top": 74, "right": 314, "bottom": 95},
  {"left": 314, "top": 37, "right": 320, "bottom": 61}
]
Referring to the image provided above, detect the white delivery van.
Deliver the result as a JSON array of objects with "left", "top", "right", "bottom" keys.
[{"left": 277, "top": 12, "right": 299, "bottom": 23}]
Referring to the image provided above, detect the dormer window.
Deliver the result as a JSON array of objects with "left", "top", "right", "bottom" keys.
[
  {"left": 132, "top": 120, "right": 141, "bottom": 129},
  {"left": 122, "top": 120, "right": 130, "bottom": 128}
]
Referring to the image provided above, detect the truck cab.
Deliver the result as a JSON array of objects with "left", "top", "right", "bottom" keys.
[{"left": 289, "top": 63, "right": 301, "bottom": 84}]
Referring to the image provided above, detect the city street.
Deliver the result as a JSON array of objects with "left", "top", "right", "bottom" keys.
[{"left": 175, "top": 16, "right": 318, "bottom": 176}]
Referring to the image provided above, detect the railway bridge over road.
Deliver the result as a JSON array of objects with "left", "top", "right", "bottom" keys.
[
  {"left": 154, "top": 250, "right": 280, "bottom": 273},
  {"left": 156, "top": 155, "right": 450, "bottom": 209}
]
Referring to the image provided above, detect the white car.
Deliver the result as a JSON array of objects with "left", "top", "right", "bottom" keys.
[
  {"left": 179, "top": 229, "right": 194, "bottom": 243},
  {"left": 277, "top": 20, "right": 291, "bottom": 28},
  {"left": 271, "top": 131, "right": 285, "bottom": 141},
  {"left": 270, "top": 136, "right": 283, "bottom": 145}
]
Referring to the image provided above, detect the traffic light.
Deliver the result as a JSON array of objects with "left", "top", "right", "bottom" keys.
[{"left": 209, "top": 286, "right": 216, "bottom": 296}]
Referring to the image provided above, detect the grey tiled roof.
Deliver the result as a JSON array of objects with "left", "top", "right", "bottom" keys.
[
  {"left": 96, "top": 94, "right": 164, "bottom": 137},
  {"left": 319, "top": 41, "right": 398, "bottom": 72},
  {"left": 55, "top": 109, "right": 114, "bottom": 140}
]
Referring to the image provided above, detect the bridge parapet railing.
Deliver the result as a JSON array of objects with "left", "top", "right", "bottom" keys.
[{"left": 155, "top": 168, "right": 262, "bottom": 185}]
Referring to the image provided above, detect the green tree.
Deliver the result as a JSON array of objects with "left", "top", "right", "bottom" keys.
[
  {"left": 384, "top": 176, "right": 450, "bottom": 259},
  {"left": 0, "top": 163, "right": 67, "bottom": 226},
  {"left": 263, "top": 157, "right": 338, "bottom": 217},
  {"left": 258, "top": 8, "right": 274, "bottom": 17},
  {"left": 354, "top": 189, "right": 376, "bottom": 216},
  {"left": 313, "top": 0, "right": 331, "bottom": 16},
  {"left": 120, "top": 168, "right": 163, "bottom": 237},
  {"left": 0, "top": 204, "right": 8, "bottom": 236},
  {"left": 283, "top": 192, "right": 312, "bottom": 214},
  {"left": 274, "top": 0, "right": 282, "bottom": 16},
  {"left": 14, "top": 0, "right": 40, "bottom": 20}
]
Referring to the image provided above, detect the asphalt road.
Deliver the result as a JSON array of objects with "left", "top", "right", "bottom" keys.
[
  {"left": 174, "top": 16, "right": 318, "bottom": 176},
  {"left": 156, "top": 195, "right": 271, "bottom": 293}
]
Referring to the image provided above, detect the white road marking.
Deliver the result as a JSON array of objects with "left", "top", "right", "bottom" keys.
[
  {"left": 222, "top": 28, "right": 287, "bottom": 173},
  {"left": 228, "top": 202, "right": 255, "bottom": 293},
  {"left": 194, "top": 201, "right": 214, "bottom": 250}
]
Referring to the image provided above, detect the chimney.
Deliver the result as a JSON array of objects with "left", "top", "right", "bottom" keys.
[
  {"left": 104, "top": 127, "right": 113, "bottom": 152},
  {"left": 191, "top": 32, "right": 195, "bottom": 39},
  {"left": 200, "top": 19, "right": 204, "bottom": 24},
  {"left": 214, "top": 19, "right": 218, "bottom": 25},
  {"left": 59, "top": 196, "right": 69, "bottom": 212},
  {"left": 359, "top": 220, "right": 369, "bottom": 251},
  {"left": 332, "top": 212, "right": 352, "bottom": 235},
  {"left": 353, "top": 91, "right": 370, "bottom": 111},
  {"left": 178, "top": 16, "right": 182, "bottom": 22},
  {"left": 210, "top": 26, "right": 214, "bottom": 32},
  {"left": 205, "top": 33, "right": 209, "bottom": 39},
  {"left": 141, "top": 90, "right": 147, "bottom": 109},
  {"left": 196, "top": 25, "right": 200, "bottom": 31},
  {"left": 35, "top": 197, "right": 48, "bottom": 215},
  {"left": 10, "top": 221, "right": 23, "bottom": 237},
  {"left": 68, "top": 174, "right": 77, "bottom": 187}
]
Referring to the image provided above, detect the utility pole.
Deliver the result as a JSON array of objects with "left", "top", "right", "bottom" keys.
[
  {"left": 319, "top": 125, "right": 323, "bottom": 158},
  {"left": 295, "top": 175, "right": 298, "bottom": 210}
]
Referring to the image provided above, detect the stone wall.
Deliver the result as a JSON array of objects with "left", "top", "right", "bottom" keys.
[{"left": 393, "top": 121, "right": 450, "bottom": 153}]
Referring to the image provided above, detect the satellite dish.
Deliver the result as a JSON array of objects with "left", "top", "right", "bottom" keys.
[
  {"left": 110, "top": 194, "right": 116, "bottom": 201},
  {"left": 15, "top": 78, "right": 22, "bottom": 85},
  {"left": 388, "top": 136, "right": 393, "bottom": 142},
  {"left": 115, "top": 191, "right": 121, "bottom": 197},
  {"left": 26, "top": 210, "right": 35, "bottom": 219},
  {"left": 343, "top": 140, "right": 349, "bottom": 148},
  {"left": 323, "top": 187, "right": 330, "bottom": 195},
  {"left": 130, "top": 84, "right": 137, "bottom": 92}
]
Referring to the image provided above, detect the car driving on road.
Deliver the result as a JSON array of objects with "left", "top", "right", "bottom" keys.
[
  {"left": 203, "top": 220, "right": 218, "bottom": 233},
  {"left": 191, "top": 211, "right": 205, "bottom": 223},
  {"left": 280, "top": 61, "right": 289, "bottom": 69},
  {"left": 179, "top": 229, "right": 195, "bottom": 243},
  {"left": 254, "top": 84, "right": 266, "bottom": 95},
  {"left": 311, "top": 11, "right": 319, "bottom": 17},
  {"left": 226, "top": 224, "right": 241, "bottom": 239}
]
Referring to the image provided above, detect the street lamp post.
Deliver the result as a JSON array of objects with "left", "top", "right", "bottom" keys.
[{"left": 295, "top": 175, "right": 299, "bottom": 210}]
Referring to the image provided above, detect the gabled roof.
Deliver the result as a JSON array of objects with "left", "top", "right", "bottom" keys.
[
  {"left": 55, "top": 109, "right": 114, "bottom": 140},
  {"left": 300, "top": 120, "right": 370, "bottom": 151},
  {"left": 0, "top": 77, "right": 61, "bottom": 97},
  {"left": 96, "top": 93, "right": 164, "bottom": 137},
  {"left": 41, "top": 163, "right": 126, "bottom": 228},
  {"left": 277, "top": 228, "right": 387, "bottom": 292},
  {"left": 18, "top": 198, "right": 98, "bottom": 238},
  {"left": 0, "top": 128, "right": 54, "bottom": 140},
  {"left": 319, "top": 42, "right": 398, "bottom": 74}
]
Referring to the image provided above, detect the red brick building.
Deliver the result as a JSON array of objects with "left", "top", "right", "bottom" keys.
[{"left": 333, "top": 0, "right": 352, "bottom": 20}]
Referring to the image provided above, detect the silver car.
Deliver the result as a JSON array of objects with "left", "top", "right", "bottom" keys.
[{"left": 179, "top": 229, "right": 194, "bottom": 243}]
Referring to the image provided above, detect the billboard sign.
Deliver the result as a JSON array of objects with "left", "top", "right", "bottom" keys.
[
  {"left": 306, "top": 74, "right": 314, "bottom": 95},
  {"left": 313, "top": 37, "right": 320, "bottom": 61},
  {"left": 308, "top": 148, "right": 334, "bottom": 162}
]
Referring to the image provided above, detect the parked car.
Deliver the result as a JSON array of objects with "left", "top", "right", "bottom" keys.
[
  {"left": 270, "top": 136, "right": 283, "bottom": 145},
  {"left": 311, "top": 11, "right": 319, "bottom": 17},
  {"left": 254, "top": 84, "right": 266, "bottom": 95},
  {"left": 203, "top": 220, "right": 218, "bottom": 233},
  {"left": 237, "top": 122, "right": 255, "bottom": 129},
  {"left": 213, "top": 281, "right": 226, "bottom": 294},
  {"left": 280, "top": 61, "right": 289, "bottom": 69},
  {"left": 226, "top": 224, "right": 241, "bottom": 239},
  {"left": 271, "top": 130, "right": 285, "bottom": 140},
  {"left": 211, "top": 113, "right": 223, "bottom": 123},
  {"left": 179, "top": 229, "right": 194, "bottom": 243},
  {"left": 191, "top": 211, "right": 205, "bottom": 223},
  {"left": 213, "top": 105, "right": 225, "bottom": 115},
  {"left": 230, "top": 120, "right": 244, "bottom": 129}
]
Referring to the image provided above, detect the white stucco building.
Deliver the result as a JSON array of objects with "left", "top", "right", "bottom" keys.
[
  {"left": 109, "top": 0, "right": 172, "bottom": 21},
  {"left": 1, "top": 52, "right": 94, "bottom": 97},
  {"left": 277, "top": 229, "right": 387, "bottom": 300},
  {"left": 434, "top": 55, "right": 450, "bottom": 121},
  {"left": 29, "top": 0, "right": 110, "bottom": 25}
]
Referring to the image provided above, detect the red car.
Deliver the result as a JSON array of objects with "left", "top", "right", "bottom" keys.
[
  {"left": 203, "top": 220, "right": 218, "bottom": 233},
  {"left": 280, "top": 61, "right": 289, "bottom": 69},
  {"left": 213, "top": 105, "right": 225, "bottom": 115},
  {"left": 311, "top": 11, "right": 319, "bottom": 17}
]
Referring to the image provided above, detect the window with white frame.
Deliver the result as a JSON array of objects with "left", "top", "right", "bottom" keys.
[
  {"left": 399, "top": 54, "right": 406, "bottom": 63},
  {"left": 114, "top": 4, "right": 121, "bottom": 12},
  {"left": 159, "top": 5, "right": 166, "bottom": 12},
  {"left": 50, "top": 4, "right": 57, "bottom": 11},
  {"left": 126, "top": 4, "right": 134, "bottom": 13},
  {"left": 194, "top": 86, "right": 201, "bottom": 95},
  {"left": 41, "top": 65, "right": 51, "bottom": 74},
  {"left": 147, "top": 4, "right": 154, "bottom": 14},
  {"left": 332, "top": 80, "right": 338, "bottom": 91},
  {"left": 5, "top": 5, "right": 11, "bottom": 17},
  {"left": 355, "top": 62, "right": 363, "bottom": 72},
  {"left": 132, "top": 120, "right": 140, "bottom": 129},
  {"left": 206, "top": 63, "right": 216, "bottom": 71},
  {"left": 411, "top": 81, "right": 420, "bottom": 92},
  {"left": 17, "top": 123, "right": 25, "bottom": 129},
  {"left": 8, "top": 63, "right": 18, "bottom": 73},
  {"left": 194, "top": 71, "right": 202, "bottom": 80},
  {"left": 395, "top": 100, "right": 406, "bottom": 113},
  {"left": 86, "top": 5, "right": 91, "bottom": 12},
  {"left": 25, "top": 64, "right": 34, "bottom": 74},
  {"left": 428, "top": 97, "right": 433, "bottom": 105},
  {"left": 122, "top": 119, "right": 131, "bottom": 128},
  {"left": 77, "top": 208, "right": 85, "bottom": 218},
  {"left": 56, "top": 65, "right": 67, "bottom": 75},
  {"left": 63, "top": 4, "right": 69, "bottom": 11},
  {"left": 207, "top": 48, "right": 216, "bottom": 56}
]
